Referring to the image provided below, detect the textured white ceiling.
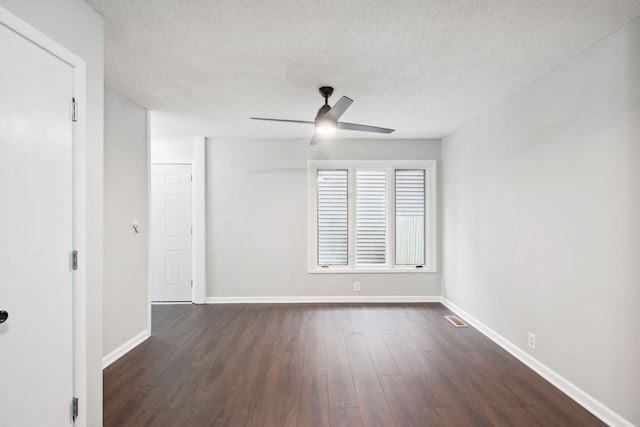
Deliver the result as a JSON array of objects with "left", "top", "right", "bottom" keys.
[{"left": 85, "top": 0, "right": 640, "bottom": 139}]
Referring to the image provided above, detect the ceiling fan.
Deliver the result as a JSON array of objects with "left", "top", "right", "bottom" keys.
[{"left": 250, "top": 86, "right": 395, "bottom": 145}]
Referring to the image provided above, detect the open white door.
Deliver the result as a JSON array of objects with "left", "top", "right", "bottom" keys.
[
  {"left": 0, "top": 22, "right": 75, "bottom": 425},
  {"left": 151, "top": 164, "right": 193, "bottom": 302}
]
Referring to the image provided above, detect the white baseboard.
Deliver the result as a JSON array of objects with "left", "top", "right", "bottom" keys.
[
  {"left": 440, "top": 298, "right": 633, "bottom": 427},
  {"left": 102, "top": 329, "right": 150, "bottom": 369},
  {"left": 205, "top": 295, "right": 441, "bottom": 304},
  {"left": 151, "top": 301, "right": 192, "bottom": 305}
]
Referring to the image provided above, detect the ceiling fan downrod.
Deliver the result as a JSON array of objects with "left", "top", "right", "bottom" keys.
[
  {"left": 318, "top": 86, "right": 334, "bottom": 105},
  {"left": 316, "top": 86, "right": 334, "bottom": 120}
]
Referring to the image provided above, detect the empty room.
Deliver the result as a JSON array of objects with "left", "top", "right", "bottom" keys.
[{"left": 0, "top": 0, "right": 639, "bottom": 426}]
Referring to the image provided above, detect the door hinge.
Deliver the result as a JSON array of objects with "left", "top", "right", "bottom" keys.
[
  {"left": 72, "top": 397, "right": 79, "bottom": 422},
  {"left": 72, "top": 250, "right": 78, "bottom": 271},
  {"left": 190, "top": 174, "right": 193, "bottom": 181},
  {"left": 71, "top": 97, "right": 78, "bottom": 122},
  {"left": 191, "top": 279, "right": 193, "bottom": 288}
]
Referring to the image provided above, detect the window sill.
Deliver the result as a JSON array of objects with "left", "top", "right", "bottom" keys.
[{"left": 308, "top": 267, "right": 437, "bottom": 274}]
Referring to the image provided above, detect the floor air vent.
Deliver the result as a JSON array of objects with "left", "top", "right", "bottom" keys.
[{"left": 445, "top": 315, "right": 467, "bottom": 327}]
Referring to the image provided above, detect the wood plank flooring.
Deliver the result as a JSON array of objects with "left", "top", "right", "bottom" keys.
[{"left": 103, "top": 303, "right": 605, "bottom": 426}]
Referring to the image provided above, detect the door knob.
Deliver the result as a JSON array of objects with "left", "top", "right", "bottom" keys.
[{"left": 0, "top": 311, "right": 8, "bottom": 323}]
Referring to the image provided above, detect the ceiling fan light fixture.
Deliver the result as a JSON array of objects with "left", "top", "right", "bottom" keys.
[{"left": 315, "top": 119, "right": 337, "bottom": 135}]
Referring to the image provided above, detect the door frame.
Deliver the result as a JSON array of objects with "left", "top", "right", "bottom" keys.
[
  {"left": 149, "top": 141, "right": 206, "bottom": 309},
  {"left": 0, "top": 7, "right": 88, "bottom": 427}
]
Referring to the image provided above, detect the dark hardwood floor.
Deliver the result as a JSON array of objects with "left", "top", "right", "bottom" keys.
[{"left": 104, "top": 303, "right": 605, "bottom": 426}]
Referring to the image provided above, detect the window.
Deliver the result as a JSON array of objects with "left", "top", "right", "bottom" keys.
[
  {"left": 395, "top": 169, "right": 425, "bottom": 265},
  {"left": 308, "top": 160, "right": 437, "bottom": 273},
  {"left": 317, "top": 169, "right": 348, "bottom": 266},
  {"left": 356, "top": 169, "right": 387, "bottom": 265}
]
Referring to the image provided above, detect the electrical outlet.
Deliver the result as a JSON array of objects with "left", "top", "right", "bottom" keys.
[
  {"left": 528, "top": 332, "right": 536, "bottom": 349},
  {"left": 354, "top": 282, "right": 361, "bottom": 292}
]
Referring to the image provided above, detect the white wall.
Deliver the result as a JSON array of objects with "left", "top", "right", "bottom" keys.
[
  {"left": 207, "top": 138, "right": 441, "bottom": 299},
  {"left": 0, "top": 1, "right": 104, "bottom": 425},
  {"left": 151, "top": 136, "right": 194, "bottom": 161},
  {"left": 442, "top": 17, "right": 640, "bottom": 426},
  {"left": 103, "top": 87, "right": 149, "bottom": 359}
]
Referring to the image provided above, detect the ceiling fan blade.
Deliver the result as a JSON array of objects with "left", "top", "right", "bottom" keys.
[
  {"left": 337, "top": 121, "right": 395, "bottom": 134},
  {"left": 325, "top": 96, "right": 353, "bottom": 121},
  {"left": 250, "top": 117, "right": 315, "bottom": 125},
  {"left": 309, "top": 133, "right": 321, "bottom": 146}
]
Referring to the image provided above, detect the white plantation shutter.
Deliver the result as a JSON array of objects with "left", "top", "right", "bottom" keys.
[
  {"left": 395, "top": 169, "right": 425, "bottom": 265},
  {"left": 317, "top": 169, "right": 348, "bottom": 266},
  {"left": 356, "top": 169, "right": 387, "bottom": 265}
]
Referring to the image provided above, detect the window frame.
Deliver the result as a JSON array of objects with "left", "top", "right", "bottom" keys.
[{"left": 308, "top": 159, "right": 437, "bottom": 274}]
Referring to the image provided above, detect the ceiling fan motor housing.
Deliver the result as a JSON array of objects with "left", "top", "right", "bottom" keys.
[{"left": 315, "top": 104, "right": 332, "bottom": 121}]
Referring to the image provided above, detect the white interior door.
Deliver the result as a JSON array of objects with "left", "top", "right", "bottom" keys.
[
  {"left": 0, "top": 23, "right": 75, "bottom": 425},
  {"left": 151, "top": 164, "right": 193, "bottom": 302}
]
